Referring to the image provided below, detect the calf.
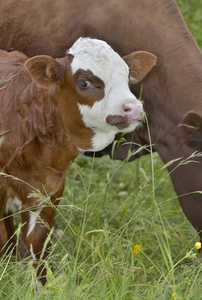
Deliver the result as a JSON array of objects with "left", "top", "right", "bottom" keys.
[{"left": 0, "top": 37, "right": 156, "bottom": 284}]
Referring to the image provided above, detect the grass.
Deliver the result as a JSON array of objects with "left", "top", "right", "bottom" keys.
[
  {"left": 1, "top": 153, "right": 201, "bottom": 300},
  {"left": 178, "top": 0, "right": 202, "bottom": 48},
  {"left": 1, "top": 1, "right": 202, "bottom": 299}
]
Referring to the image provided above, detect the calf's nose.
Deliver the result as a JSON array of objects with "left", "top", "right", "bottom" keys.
[{"left": 122, "top": 101, "right": 144, "bottom": 121}]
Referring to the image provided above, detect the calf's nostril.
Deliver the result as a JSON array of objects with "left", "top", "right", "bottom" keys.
[
  {"left": 124, "top": 107, "right": 132, "bottom": 113},
  {"left": 122, "top": 103, "right": 133, "bottom": 114}
]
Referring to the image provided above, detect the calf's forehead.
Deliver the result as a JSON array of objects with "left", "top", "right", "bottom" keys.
[{"left": 68, "top": 38, "right": 129, "bottom": 82}]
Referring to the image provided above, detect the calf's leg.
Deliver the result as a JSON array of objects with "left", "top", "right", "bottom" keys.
[
  {"left": 25, "top": 206, "right": 56, "bottom": 285},
  {"left": 0, "top": 194, "right": 8, "bottom": 255},
  {"left": 0, "top": 220, "right": 8, "bottom": 256},
  {"left": 4, "top": 213, "right": 17, "bottom": 254}
]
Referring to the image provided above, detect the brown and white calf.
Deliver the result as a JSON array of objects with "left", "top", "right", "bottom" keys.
[{"left": 0, "top": 37, "right": 156, "bottom": 284}]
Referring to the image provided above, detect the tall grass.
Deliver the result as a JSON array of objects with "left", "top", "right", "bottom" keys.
[
  {"left": 1, "top": 150, "right": 201, "bottom": 299},
  {"left": 1, "top": 1, "right": 202, "bottom": 299}
]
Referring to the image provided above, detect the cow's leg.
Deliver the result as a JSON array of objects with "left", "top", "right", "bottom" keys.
[
  {"left": 4, "top": 212, "right": 17, "bottom": 254},
  {"left": 0, "top": 219, "right": 8, "bottom": 256},
  {"left": 0, "top": 193, "right": 8, "bottom": 256},
  {"left": 18, "top": 212, "right": 29, "bottom": 259},
  {"left": 24, "top": 205, "right": 57, "bottom": 285}
]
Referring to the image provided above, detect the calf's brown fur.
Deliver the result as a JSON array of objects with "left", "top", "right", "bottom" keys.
[
  {"left": 0, "top": 51, "right": 83, "bottom": 284},
  {"left": 0, "top": 43, "right": 156, "bottom": 284},
  {"left": 1, "top": 0, "right": 202, "bottom": 242}
]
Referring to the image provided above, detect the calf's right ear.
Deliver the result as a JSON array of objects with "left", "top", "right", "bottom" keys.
[
  {"left": 123, "top": 51, "right": 157, "bottom": 83},
  {"left": 25, "top": 55, "right": 63, "bottom": 89}
]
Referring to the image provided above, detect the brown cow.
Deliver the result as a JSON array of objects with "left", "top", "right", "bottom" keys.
[
  {"left": 1, "top": 0, "right": 202, "bottom": 243},
  {"left": 0, "top": 37, "right": 156, "bottom": 284}
]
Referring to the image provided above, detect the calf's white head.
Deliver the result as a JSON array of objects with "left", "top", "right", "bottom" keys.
[
  {"left": 25, "top": 37, "right": 156, "bottom": 152},
  {"left": 68, "top": 38, "right": 156, "bottom": 151}
]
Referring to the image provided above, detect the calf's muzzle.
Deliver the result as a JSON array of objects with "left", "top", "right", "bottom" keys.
[
  {"left": 122, "top": 100, "right": 143, "bottom": 121},
  {"left": 106, "top": 99, "right": 144, "bottom": 130}
]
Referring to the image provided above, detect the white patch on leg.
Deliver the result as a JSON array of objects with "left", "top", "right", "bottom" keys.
[
  {"left": 5, "top": 197, "right": 22, "bottom": 214},
  {"left": 27, "top": 208, "right": 42, "bottom": 238},
  {"left": 30, "top": 243, "right": 36, "bottom": 261}
]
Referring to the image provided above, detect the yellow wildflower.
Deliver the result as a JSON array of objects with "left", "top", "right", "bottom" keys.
[
  {"left": 171, "top": 292, "right": 177, "bottom": 299},
  {"left": 195, "top": 242, "right": 201, "bottom": 250},
  {"left": 132, "top": 244, "right": 143, "bottom": 255}
]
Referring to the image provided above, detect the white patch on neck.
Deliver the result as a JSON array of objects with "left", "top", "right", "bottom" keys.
[{"left": 91, "top": 131, "right": 116, "bottom": 151}]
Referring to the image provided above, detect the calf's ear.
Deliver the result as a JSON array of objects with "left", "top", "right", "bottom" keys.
[
  {"left": 123, "top": 51, "right": 157, "bottom": 83},
  {"left": 25, "top": 55, "right": 62, "bottom": 89}
]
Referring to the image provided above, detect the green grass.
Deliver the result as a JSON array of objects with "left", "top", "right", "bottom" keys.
[
  {"left": 1, "top": 153, "right": 201, "bottom": 300},
  {"left": 178, "top": 0, "right": 202, "bottom": 48},
  {"left": 1, "top": 1, "right": 202, "bottom": 299}
]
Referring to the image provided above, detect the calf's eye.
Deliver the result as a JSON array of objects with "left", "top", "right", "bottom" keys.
[{"left": 79, "top": 80, "right": 90, "bottom": 88}]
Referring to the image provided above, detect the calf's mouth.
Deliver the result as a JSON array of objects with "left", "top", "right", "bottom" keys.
[{"left": 106, "top": 115, "right": 140, "bottom": 130}]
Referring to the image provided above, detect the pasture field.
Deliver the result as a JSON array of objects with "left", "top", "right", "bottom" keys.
[{"left": 0, "top": 0, "right": 202, "bottom": 299}]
